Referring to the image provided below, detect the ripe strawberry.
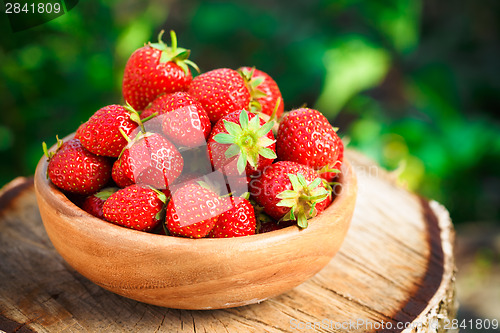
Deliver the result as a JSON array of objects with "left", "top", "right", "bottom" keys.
[
  {"left": 122, "top": 30, "right": 199, "bottom": 111},
  {"left": 103, "top": 184, "right": 167, "bottom": 231},
  {"left": 81, "top": 187, "right": 118, "bottom": 219},
  {"left": 165, "top": 183, "right": 224, "bottom": 238},
  {"left": 43, "top": 137, "right": 112, "bottom": 195},
  {"left": 188, "top": 68, "right": 251, "bottom": 123},
  {"left": 117, "top": 132, "right": 184, "bottom": 189},
  {"left": 208, "top": 110, "right": 276, "bottom": 178},
  {"left": 251, "top": 161, "right": 332, "bottom": 228},
  {"left": 276, "top": 108, "right": 344, "bottom": 182},
  {"left": 208, "top": 196, "right": 256, "bottom": 238},
  {"left": 111, "top": 159, "right": 134, "bottom": 188},
  {"left": 238, "top": 67, "right": 284, "bottom": 118},
  {"left": 140, "top": 92, "right": 211, "bottom": 148},
  {"left": 76, "top": 104, "right": 139, "bottom": 157}
]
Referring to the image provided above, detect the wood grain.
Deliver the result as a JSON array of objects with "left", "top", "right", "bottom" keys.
[{"left": 0, "top": 150, "right": 456, "bottom": 332}]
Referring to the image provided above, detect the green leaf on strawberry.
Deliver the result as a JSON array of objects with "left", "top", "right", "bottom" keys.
[
  {"left": 151, "top": 30, "right": 199, "bottom": 75},
  {"left": 275, "top": 173, "right": 329, "bottom": 229},
  {"left": 213, "top": 111, "right": 277, "bottom": 175}
]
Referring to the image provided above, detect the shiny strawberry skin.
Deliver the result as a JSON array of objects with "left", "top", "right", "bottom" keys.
[
  {"left": 111, "top": 159, "right": 134, "bottom": 188},
  {"left": 47, "top": 138, "right": 112, "bottom": 195},
  {"left": 239, "top": 67, "right": 284, "bottom": 118},
  {"left": 152, "top": 92, "right": 213, "bottom": 147},
  {"left": 276, "top": 108, "right": 343, "bottom": 180},
  {"left": 208, "top": 197, "right": 256, "bottom": 238},
  {"left": 250, "top": 161, "right": 332, "bottom": 221},
  {"left": 118, "top": 133, "right": 184, "bottom": 189},
  {"left": 103, "top": 185, "right": 165, "bottom": 231},
  {"left": 208, "top": 110, "right": 276, "bottom": 178},
  {"left": 188, "top": 68, "right": 251, "bottom": 123},
  {"left": 123, "top": 46, "right": 192, "bottom": 111},
  {"left": 77, "top": 105, "right": 138, "bottom": 158},
  {"left": 165, "top": 183, "right": 224, "bottom": 238}
]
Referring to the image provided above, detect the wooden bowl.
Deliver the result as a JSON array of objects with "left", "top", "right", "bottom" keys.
[{"left": 34, "top": 136, "right": 358, "bottom": 310}]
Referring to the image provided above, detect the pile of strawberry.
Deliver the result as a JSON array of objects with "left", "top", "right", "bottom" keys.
[{"left": 43, "top": 31, "right": 344, "bottom": 238}]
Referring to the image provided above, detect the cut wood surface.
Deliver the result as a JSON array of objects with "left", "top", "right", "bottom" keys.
[{"left": 0, "top": 151, "right": 456, "bottom": 333}]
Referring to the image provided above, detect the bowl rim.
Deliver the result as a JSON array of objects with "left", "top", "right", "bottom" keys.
[{"left": 34, "top": 133, "right": 357, "bottom": 247}]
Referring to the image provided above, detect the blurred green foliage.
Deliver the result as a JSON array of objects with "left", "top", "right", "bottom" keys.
[{"left": 1, "top": 0, "right": 499, "bottom": 223}]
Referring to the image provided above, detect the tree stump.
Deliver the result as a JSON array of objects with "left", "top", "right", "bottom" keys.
[{"left": 0, "top": 151, "right": 457, "bottom": 333}]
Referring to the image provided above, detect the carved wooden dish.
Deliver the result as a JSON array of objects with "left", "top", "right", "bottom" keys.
[{"left": 33, "top": 137, "right": 357, "bottom": 310}]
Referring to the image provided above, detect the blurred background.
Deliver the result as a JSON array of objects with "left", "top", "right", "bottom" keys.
[{"left": 1, "top": 0, "right": 499, "bottom": 328}]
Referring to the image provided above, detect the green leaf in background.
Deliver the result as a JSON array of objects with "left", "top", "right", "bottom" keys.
[
  {"left": 315, "top": 36, "right": 391, "bottom": 117},
  {"left": 365, "top": 0, "right": 421, "bottom": 54}
]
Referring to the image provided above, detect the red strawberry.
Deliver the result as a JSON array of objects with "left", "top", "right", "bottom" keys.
[
  {"left": 208, "top": 110, "right": 276, "bottom": 178},
  {"left": 208, "top": 196, "right": 256, "bottom": 238},
  {"left": 238, "top": 67, "right": 284, "bottom": 118},
  {"left": 188, "top": 68, "right": 251, "bottom": 123},
  {"left": 140, "top": 92, "right": 211, "bottom": 148},
  {"left": 165, "top": 183, "right": 224, "bottom": 238},
  {"left": 103, "top": 184, "right": 167, "bottom": 231},
  {"left": 76, "top": 104, "right": 139, "bottom": 157},
  {"left": 122, "top": 30, "right": 199, "bottom": 111},
  {"left": 43, "top": 137, "right": 112, "bottom": 195},
  {"left": 117, "top": 132, "right": 184, "bottom": 189},
  {"left": 276, "top": 108, "right": 344, "bottom": 182},
  {"left": 81, "top": 187, "right": 118, "bottom": 219},
  {"left": 251, "top": 161, "right": 332, "bottom": 228},
  {"left": 111, "top": 159, "right": 134, "bottom": 188}
]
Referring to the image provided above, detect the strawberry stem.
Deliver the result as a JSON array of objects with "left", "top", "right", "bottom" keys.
[
  {"left": 269, "top": 97, "right": 282, "bottom": 123},
  {"left": 170, "top": 30, "right": 177, "bottom": 53},
  {"left": 149, "top": 30, "right": 199, "bottom": 75},
  {"left": 124, "top": 102, "right": 146, "bottom": 133},
  {"left": 141, "top": 112, "right": 158, "bottom": 123}
]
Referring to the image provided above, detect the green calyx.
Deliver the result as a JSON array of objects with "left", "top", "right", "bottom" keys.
[
  {"left": 238, "top": 67, "right": 268, "bottom": 113},
  {"left": 276, "top": 173, "right": 330, "bottom": 229},
  {"left": 213, "top": 111, "right": 276, "bottom": 175},
  {"left": 42, "top": 135, "right": 64, "bottom": 178},
  {"left": 149, "top": 30, "right": 199, "bottom": 76},
  {"left": 42, "top": 135, "right": 63, "bottom": 161}
]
